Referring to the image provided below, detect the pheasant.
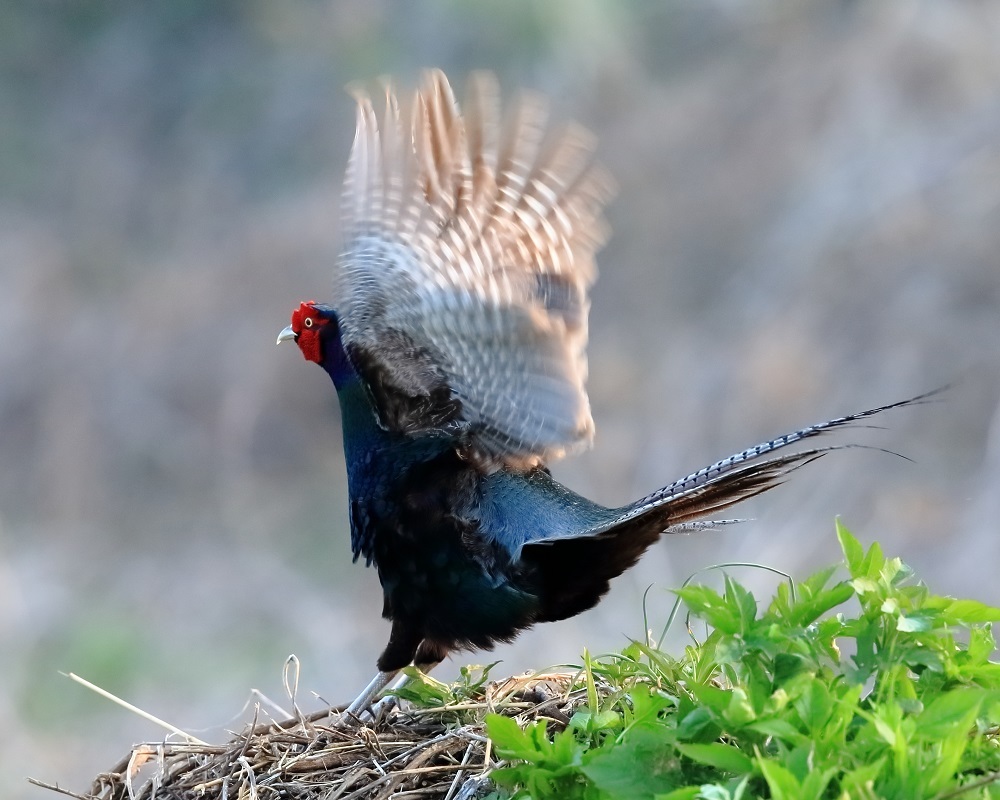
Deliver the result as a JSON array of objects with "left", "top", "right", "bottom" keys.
[{"left": 278, "top": 69, "right": 927, "bottom": 716}]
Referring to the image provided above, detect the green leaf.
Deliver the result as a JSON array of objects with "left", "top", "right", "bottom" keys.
[
  {"left": 916, "top": 689, "right": 984, "bottom": 740},
  {"left": 836, "top": 521, "right": 864, "bottom": 576},
  {"left": 851, "top": 577, "right": 879, "bottom": 596},
  {"left": 790, "top": 581, "right": 854, "bottom": 626},
  {"left": 872, "top": 715, "right": 898, "bottom": 747},
  {"left": 676, "top": 706, "right": 719, "bottom": 742},
  {"left": 801, "top": 565, "right": 837, "bottom": 595},
  {"left": 687, "top": 682, "right": 731, "bottom": 716},
  {"left": 724, "top": 687, "right": 756, "bottom": 727},
  {"left": 675, "top": 585, "right": 740, "bottom": 634},
  {"left": 582, "top": 727, "right": 683, "bottom": 797},
  {"left": 724, "top": 575, "right": 758, "bottom": 633},
  {"left": 713, "top": 634, "right": 745, "bottom": 665},
  {"left": 675, "top": 742, "right": 752, "bottom": 774},
  {"left": 896, "top": 612, "right": 935, "bottom": 633},
  {"left": 800, "top": 766, "right": 836, "bottom": 799},
  {"left": 840, "top": 756, "right": 887, "bottom": 796},
  {"left": 486, "top": 715, "right": 544, "bottom": 761},
  {"left": 880, "top": 556, "right": 912, "bottom": 586},
  {"left": 391, "top": 666, "right": 453, "bottom": 706},
  {"left": 967, "top": 625, "right": 997, "bottom": 664},
  {"left": 746, "top": 718, "right": 808, "bottom": 744},
  {"left": 550, "top": 725, "right": 587, "bottom": 769},
  {"left": 583, "top": 648, "right": 599, "bottom": 717},
  {"left": 485, "top": 764, "right": 528, "bottom": 788},
  {"left": 859, "top": 539, "right": 885, "bottom": 580},
  {"left": 456, "top": 661, "right": 500, "bottom": 696},
  {"left": 942, "top": 599, "right": 1000, "bottom": 624},
  {"left": 794, "top": 679, "right": 832, "bottom": 732},
  {"left": 570, "top": 707, "right": 621, "bottom": 734},
  {"left": 626, "top": 685, "right": 676, "bottom": 733},
  {"left": 757, "top": 759, "right": 801, "bottom": 800},
  {"left": 772, "top": 654, "right": 809, "bottom": 688},
  {"left": 654, "top": 788, "right": 701, "bottom": 800},
  {"left": 927, "top": 722, "right": 974, "bottom": 795}
]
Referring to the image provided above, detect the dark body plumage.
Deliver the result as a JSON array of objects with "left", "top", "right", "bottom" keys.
[
  {"left": 279, "top": 71, "right": 927, "bottom": 707},
  {"left": 322, "top": 325, "right": 623, "bottom": 673}
]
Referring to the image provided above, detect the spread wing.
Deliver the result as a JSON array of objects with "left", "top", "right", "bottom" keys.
[{"left": 333, "top": 69, "right": 613, "bottom": 468}]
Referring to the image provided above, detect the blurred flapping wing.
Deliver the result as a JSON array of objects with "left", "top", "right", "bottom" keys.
[{"left": 334, "top": 70, "right": 613, "bottom": 469}]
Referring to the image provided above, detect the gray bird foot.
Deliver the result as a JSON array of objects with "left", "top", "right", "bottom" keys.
[{"left": 334, "top": 669, "right": 414, "bottom": 727}]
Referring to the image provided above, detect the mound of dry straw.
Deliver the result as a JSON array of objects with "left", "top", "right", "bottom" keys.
[{"left": 35, "top": 669, "right": 599, "bottom": 800}]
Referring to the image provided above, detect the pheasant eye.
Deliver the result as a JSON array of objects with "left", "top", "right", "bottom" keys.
[{"left": 303, "top": 317, "right": 314, "bottom": 329}]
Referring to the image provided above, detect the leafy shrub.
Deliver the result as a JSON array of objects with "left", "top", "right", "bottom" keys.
[{"left": 486, "top": 523, "right": 1000, "bottom": 799}]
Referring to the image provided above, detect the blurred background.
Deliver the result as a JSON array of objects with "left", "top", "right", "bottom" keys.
[{"left": 2, "top": 1, "right": 999, "bottom": 794}]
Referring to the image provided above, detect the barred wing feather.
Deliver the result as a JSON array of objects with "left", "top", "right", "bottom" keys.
[{"left": 334, "top": 70, "right": 613, "bottom": 468}]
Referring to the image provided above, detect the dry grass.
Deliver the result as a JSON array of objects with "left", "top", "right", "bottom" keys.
[{"left": 31, "top": 669, "right": 597, "bottom": 800}]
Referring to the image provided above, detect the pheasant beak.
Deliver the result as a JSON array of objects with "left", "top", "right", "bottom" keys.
[{"left": 276, "top": 325, "right": 297, "bottom": 345}]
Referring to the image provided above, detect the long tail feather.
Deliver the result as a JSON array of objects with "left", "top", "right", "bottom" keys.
[
  {"left": 593, "top": 388, "right": 942, "bottom": 535},
  {"left": 524, "top": 390, "right": 939, "bottom": 625}
]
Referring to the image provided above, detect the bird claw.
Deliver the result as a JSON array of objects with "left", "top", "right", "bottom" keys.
[
  {"left": 332, "top": 696, "right": 397, "bottom": 728},
  {"left": 369, "top": 693, "right": 400, "bottom": 723},
  {"left": 332, "top": 669, "right": 403, "bottom": 728}
]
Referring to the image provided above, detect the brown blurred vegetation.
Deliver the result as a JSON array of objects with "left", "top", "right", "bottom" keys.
[{"left": 2, "top": 1, "right": 998, "bottom": 795}]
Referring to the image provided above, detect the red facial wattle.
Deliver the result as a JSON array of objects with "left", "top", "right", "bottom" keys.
[{"left": 285, "top": 301, "right": 327, "bottom": 364}]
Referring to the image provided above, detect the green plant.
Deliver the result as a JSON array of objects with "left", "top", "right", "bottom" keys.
[
  {"left": 392, "top": 661, "right": 501, "bottom": 708},
  {"left": 486, "top": 523, "right": 1000, "bottom": 799}
]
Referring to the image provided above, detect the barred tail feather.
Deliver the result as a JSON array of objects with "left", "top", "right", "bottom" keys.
[{"left": 591, "top": 389, "right": 942, "bottom": 536}]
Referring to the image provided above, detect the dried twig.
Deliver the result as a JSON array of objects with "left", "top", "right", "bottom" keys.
[{"left": 61, "top": 673, "right": 208, "bottom": 745}]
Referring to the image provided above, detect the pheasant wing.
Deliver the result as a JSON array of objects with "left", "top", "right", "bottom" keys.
[{"left": 334, "top": 70, "right": 613, "bottom": 468}]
